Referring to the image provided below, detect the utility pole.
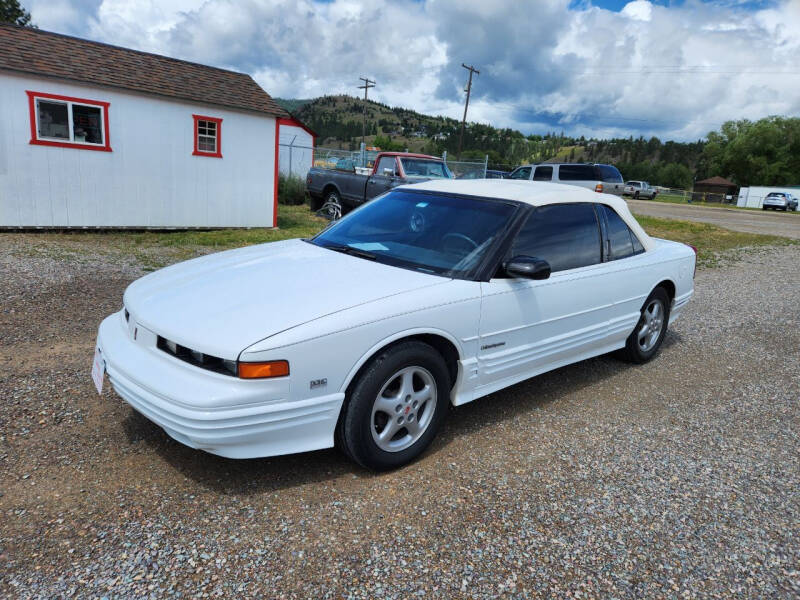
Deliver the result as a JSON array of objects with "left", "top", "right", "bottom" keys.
[
  {"left": 358, "top": 77, "right": 375, "bottom": 146},
  {"left": 457, "top": 63, "right": 479, "bottom": 160}
]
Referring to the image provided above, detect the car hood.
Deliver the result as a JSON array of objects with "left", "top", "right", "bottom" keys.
[{"left": 124, "top": 238, "right": 444, "bottom": 359}]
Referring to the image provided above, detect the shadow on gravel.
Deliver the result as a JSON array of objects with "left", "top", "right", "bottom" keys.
[{"left": 124, "top": 331, "right": 684, "bottom": 493}]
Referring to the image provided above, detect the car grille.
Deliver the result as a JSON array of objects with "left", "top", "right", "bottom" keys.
[{"left": 157, "top": 336, "right": 237, "bottom": 376}]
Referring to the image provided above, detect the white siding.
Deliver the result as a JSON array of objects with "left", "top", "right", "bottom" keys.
[
  {"left": 737, "top": 185, "right": 800, "bottom": 209},
  {"left": 0, "top": 72, "right": 277, "bottom": 227},
  {"left": 278, "top": 124, "right": 314, "bottom": 179}
]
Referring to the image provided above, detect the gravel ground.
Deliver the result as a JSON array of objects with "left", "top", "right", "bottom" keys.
[
  {"left": 1, "top": 235, "right": 798, "bottom": 599},
  {"left": 628, "top": 199, "right": 800, "bottom": 239}
]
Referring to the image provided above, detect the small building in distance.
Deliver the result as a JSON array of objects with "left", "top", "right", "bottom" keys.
[{"left": 692, "top": 176, "right": 738, "bottom": 203}]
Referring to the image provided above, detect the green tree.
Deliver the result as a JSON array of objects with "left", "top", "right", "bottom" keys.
[
  {"left": 1, "top": 0, "right": 34, "bottom": 26},
  {"left": 656, "top": 163, "right": 693, "bottom": 189},
  {"left": 703, "top": 116, "right": 800, "bottom": 186}
]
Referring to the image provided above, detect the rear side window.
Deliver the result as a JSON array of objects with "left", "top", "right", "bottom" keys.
[
  {"left": 509, "top": 166, "right": 532, "bottom": 180},
  {"left": 376, "top": 156, "right": 397, "bottom": 176},
  {"left": 510, "top": 203, "right": 602, "bottom": 272},
  {"left": 558, "top": 164, "right": 595, "bottom": 181},
  {"left": 595, "top": 165, "right": 624, "bottom": 183},
  {"left": 533, "top": 166, "right": 553, "bottom": 181},
  {"left": 600, "top": 205, "right": 644, "bottom": 260}
]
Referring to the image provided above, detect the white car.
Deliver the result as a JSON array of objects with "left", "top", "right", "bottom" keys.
[{"left": 93, "top": 180, "right": 696, "bottom": 470}]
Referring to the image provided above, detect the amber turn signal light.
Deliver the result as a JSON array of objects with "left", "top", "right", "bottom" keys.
[
  {"left": 594, "top": 183, "right": 604, "bottom": 193},
  {"left": 238, "top": 360, "right": 290, "bottom": 379}
]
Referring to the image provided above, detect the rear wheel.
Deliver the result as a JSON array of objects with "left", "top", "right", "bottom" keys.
[
  {"left": 617, "top": 287, "right": 670, "bottom": 363},
  {"left": 318, "top": 189, "right": 343, "bottom": 220},
  {"left": 337, "top": 341, "right": 450, "bottom": 470},
  {"left": 634, "top": 191, "right": 640, "bottom": 199}
]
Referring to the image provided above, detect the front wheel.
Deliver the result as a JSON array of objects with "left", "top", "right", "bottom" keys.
[
  {"left": 617, "top": 287, "right": 670, "bottom": 363},
  {"left": 337, "top": 341, "right": 450, "bottom": 470},
  {"left": 634, "top": 192, "right": 640, "bottom": 199}
]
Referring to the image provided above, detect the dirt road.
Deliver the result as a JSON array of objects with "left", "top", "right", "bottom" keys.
[{"left": 628, "top": 199, "right": 800, "bottom": 239}]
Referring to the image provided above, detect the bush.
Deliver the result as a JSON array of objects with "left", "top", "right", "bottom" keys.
[{"left": 278, "top": 173, "right": 306, "bottom": 205}]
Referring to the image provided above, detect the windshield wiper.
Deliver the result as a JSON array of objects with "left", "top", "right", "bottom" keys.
[{"left": 323, "top": 243, "right": 377, "bottom": 261}]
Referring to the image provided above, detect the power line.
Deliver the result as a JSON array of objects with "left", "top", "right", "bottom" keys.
[
  {"left": 358, "top": 76, "right": 375, "bottom": 145},
  {"left": 457, "top": 63, "right": 479, "bottom": 159}
]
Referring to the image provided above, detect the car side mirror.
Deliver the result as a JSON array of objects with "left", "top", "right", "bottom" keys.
[
  {"left": 504, "top": 256, "right": 551, "bottom": 280},
  {"left": 383, "top": 168, "right": 395, "bottom": 177}
]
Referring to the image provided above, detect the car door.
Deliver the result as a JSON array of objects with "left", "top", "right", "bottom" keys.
[
  {"left": 476, "top": 203, "right": 617, "bottom": 392},
  {"left": 365, "top": 156, "right": 399, "bottom": 202},
  {"left": 594, "top": 203, "right": 652, "bottom": 347},
  {"left": 508, "top": 166, "right": 532, "bottom": 180}
]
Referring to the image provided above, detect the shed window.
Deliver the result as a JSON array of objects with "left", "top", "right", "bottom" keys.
[
  {"left": 27, "top": 91, "right": 111, "bottom": 151},
  {"left": 193, "top": 115, "right": 223, "bottom": 158}
]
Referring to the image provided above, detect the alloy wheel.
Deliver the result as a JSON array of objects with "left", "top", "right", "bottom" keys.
[{"left": 371, "top": 366, "right": 437, "bottom": 452}]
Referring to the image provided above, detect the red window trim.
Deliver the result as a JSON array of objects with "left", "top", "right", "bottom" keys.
[
  {"left": 26, "top": 90, "right": 112, "bottom": 152},
  {"left": 192, "top": 114, "right": 223, "bottom": 158}
]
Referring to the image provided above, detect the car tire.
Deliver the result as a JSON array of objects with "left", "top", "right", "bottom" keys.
[
  {"left": 634, "top": 192, "right": 640, "bottom": 199},
  {"left": 337, "top": 341, "right": 450, "bottom": 471},
  {"left": 617, "top": 287, "right": 670, "bottom": 364},
  {"left": 320, "top": 189, "right": 343, "bottom": 219}
]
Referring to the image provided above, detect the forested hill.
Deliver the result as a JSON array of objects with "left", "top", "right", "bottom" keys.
[{"left": 276, "top": 95, "right": 800, "bottom": 189}]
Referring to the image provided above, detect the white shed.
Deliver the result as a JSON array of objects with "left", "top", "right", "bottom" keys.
[
  {"left": 0, "top": 24, "right": 309, "bottom": 228},
  {"left": 737, "top": 186, "right": 800, "bottom": 209},
  {"left": 278, "top": 118, "right": 316, "bottom": 179}
]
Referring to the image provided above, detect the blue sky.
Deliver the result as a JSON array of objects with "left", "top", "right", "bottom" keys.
[{"left": 25, "top": 0, "right": 800, "bottom": 141}]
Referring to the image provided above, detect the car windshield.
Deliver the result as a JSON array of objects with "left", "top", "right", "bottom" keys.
[
  {"left": 767, "top": 193, "right": 785, "bottom": 198},
  {"left": 400, "top": 159, "right": 453, "bottom": 179},
  {"left": 310, "top": 189, "right": 517, "bottom": 278}
]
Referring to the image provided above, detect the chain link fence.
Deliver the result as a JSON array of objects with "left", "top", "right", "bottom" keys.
[
  {"left": 280, "top": 142, "right": 489, "bottom": 180},
  {"left": 652, "top": 188, "right": 737, "bottom": 204}
]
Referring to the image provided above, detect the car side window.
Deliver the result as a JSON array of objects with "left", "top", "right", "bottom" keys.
[
  {"left": 557, "top": 165, "right": 595, "bottom": 181},
  {"left": 533, "top": 166, "right": 552, "bottom": 181},
  {"left": 509, "top": 167, "right": 531, "bottom": 180},
  {"left": 509, "top": 203, "right": 602, "bottom": 273},
  {"left": 600, "top": 204, "right": 644, "bottom": 260},
  {"left": 376, "top": 156, "right": 397, "bottom": 176}
]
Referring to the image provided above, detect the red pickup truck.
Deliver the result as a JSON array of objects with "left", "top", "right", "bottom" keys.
[{"left": 306, "top": 152, "right": 453, "bottom": 217}]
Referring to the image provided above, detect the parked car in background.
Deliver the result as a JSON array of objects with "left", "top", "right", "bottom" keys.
[
  {"left": 485, "top": 170, "right": 509, "bottom": 179},
  {"left": 623, "top": 181, "right": 658, "bottom": 199},
  {"left": 94, "top": 179, "right": 696, "bottom": 470},
  {"left": 507, "top": 163, "right": 625, "bottom": 195},
  {"left": 762, "top": 192, "right": 798, "bottom": 211},
  {"left": 306, "top": 152, "right": 453, "bottom": 217}
]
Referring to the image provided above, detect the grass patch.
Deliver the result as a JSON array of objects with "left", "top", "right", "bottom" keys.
[
  {"left": 126, "top": 204, "right": 327, "bottom": 249},
  {"left": 4, "top": 206, "right": 794, "bottom": 272},
  {"left": 644, "top": 194, "right": 800, "bottom": 215},
  {"left": 635, "top": 214, "right": 797, "bottom": 268}
]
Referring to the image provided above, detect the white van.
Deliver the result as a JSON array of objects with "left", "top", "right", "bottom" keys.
[{"left": 508, "top": 163, "right": 625, "bottom": 196}]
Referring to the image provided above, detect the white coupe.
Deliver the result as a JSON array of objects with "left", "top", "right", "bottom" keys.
[{"left": 94, "top": 180, "right": 696, "bottom": 470}]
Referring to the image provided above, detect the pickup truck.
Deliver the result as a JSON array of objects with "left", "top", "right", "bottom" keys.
[
  {"left": 623, "top": 181, "right": 658, "bottom": 200},
  {"left": 306, "top": 152, "right": 453, "bottom": 216}
]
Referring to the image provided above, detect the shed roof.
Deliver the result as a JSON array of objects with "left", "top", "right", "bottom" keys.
[
  {"left": 696, "top": 176, "right": 736, "bottom": 186},
  {"left": 0, "top": 23, "right": 290, "bottom": 119}
]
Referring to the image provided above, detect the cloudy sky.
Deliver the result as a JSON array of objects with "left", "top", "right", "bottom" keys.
[{"left": 25, "top": 0, "right": 800, "bottom": 141}]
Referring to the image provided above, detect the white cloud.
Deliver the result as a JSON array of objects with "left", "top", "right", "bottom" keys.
[{"left": 26, "top": 0, "right": 800, "bottom": 140}]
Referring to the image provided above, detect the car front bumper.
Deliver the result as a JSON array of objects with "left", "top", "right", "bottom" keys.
[{"left": 96, "top": 311, "right": 344, "bottom": 459}]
